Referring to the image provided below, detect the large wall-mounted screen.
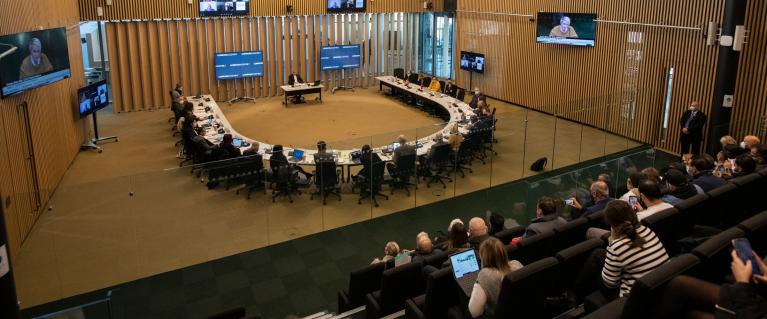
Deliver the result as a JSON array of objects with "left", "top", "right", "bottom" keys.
[
  {"left": 199, "top": 0, "right": 250, "bottom": 17},
  {"left": 459, "top": 51, "right": 485, "bottom": 73},
  {"left": 0, "top": 27, "right": 71, "bottom": 98},
  {"left": 327, "top": 0, "right": 366, "bottom": 13},
  {"left": 320, "top": 45, "right": 361, "bottom": 71},
  {"left": 214, "top": 51, "right": 264, "bottom": 80},
  {"left": 536, "top": 12, "right": 597, "bottom": 47}
]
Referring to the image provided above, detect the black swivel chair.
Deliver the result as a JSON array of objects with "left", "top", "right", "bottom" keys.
[
  {"left": 272, "top": 164, "right": 301, "bottom": 203},
  {"left": 365, "top": 261, "right": 425, "bottom": 319},
  {"left": 393, "top": 68, "right": 405, "bottom": 80},
  {"left": 425, "top": 143, "right": 453, "bottom": 189},
  {"left": 404, "top": 266, "right": 460, "bottom": 319},
  {"left": 493, "top": 257, "right": 560, "bottom": 319},
  {"left": 407, "top": 73, "right": 420, "bottom": 84},
  {"left": 455, "top": 88, "right": 466, "bottom": 102},
  {"left": 358, "top": 157, "right": 389, "bottom": 207},
  {"left": 420, "top": 77, "right": 431, "bottom": 88},
  {"left": 438, "top": 80, "right": 446, "bottom": 93},
  {"left": 389, "top": 154, "right": 417, "bottom": 196},
  {"left": 338, "top": 262, "right": 387, "bottom": 313},
  {"left": 168, "top": 90, "right": 178, "bottom": 124},
  {"left": 310, "top": 159, "right": 342, "bottom": 205},
  {"left": 449, "top": 139, "right": 474, "bottom": 178},
  {"left": 235, "top": 153, "right": 266, "bottom": 199}
]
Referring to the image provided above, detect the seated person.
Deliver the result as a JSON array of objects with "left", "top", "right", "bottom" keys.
[
  {"left": 730, "top": 153, "right": 757, "bottom": 178},
  {"left": 426, "top": 133, "right": 448, "bottom": 159},
  {"left": 661, "top": 169, "right": 702, "bottom": 205},
  {"left": 314, "top": 140, "right": 334, "bottom": 162},
  {"left": 688, "top": 154, "right": 725, "bottom": 192},
  {"left": 443, "top": 80, "right": 458, "bottom": 97},
  {"left": 618, "top": 171, "right": 643, "bottom": 202},
  {"left": 242, "top": 143, "right": 263, "bottom": 166},
  {"left": 171, "top": 95, "right": 185, "bottom": 122},
  {"left": 633, "top": 179, "right": 673, "bottom": 221},
  {"left": 601, "top": 200, "right": 669, "bottom": 299},
  {"left": 468, "top": 217, "right": 491, "bottom": 249},
  {"left": 523, "top": 196, "right": 566, "bottom": 238},
  {"left": 371, "top": 241, "right": 400, "bottom": 264},
  {"left": 428, "top": 77, "right": 441, "bottom": 93},
  {"left": 176, "top": 101, "right": 199, "bottom": 131},
  {"left": 445, "top": 219, "right": 470, "bottom": 256},
  {"left": 448, "top": 124, "right": 464, "bottom": 152},
  {"left": 569, "top": 181, "right": 613, "bottom": 218},
  {"left": 287, "top": 71, "right": 305, "bottom": 103},
  {"left": 466, "top": 237, "right": 524, "bottom": 318},
  {"left": 218, "top": 134, "right": 242, "bottom": 158},
  {"left": 660, "top": 250, "right": 767, "bottom": 318},
  {"left": 269, "top": 144, "right": 312, "bottom": 183},
  {"left": 386, "top": 135, "right": 417, "bottom": 175},
  {"left": 406, "top": 232, "right": 443, "bottom": 262},
  {"left": 488, "top": 211, "right": 506, "bottom": 237},
  {"left": 353, "top": 144, "right": 381, "bottom": 183},
  {"left": 469, "top": 88, "right": 487, "bottom": 109}
]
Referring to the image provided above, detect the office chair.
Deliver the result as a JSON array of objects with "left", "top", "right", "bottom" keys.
[
  {"left": 393, "top": 68, "right": 405, "bottom": 80},
  {"left": 420, "top": 77, "right": 431, "bottom": 88},
  {"left": 455, "top": 88, "right": 466, "bottom": 102},
  {"left": 358, "top": 157, "right": 389, "bottom": 207},
  {"left": 438, "top": 80, "right": 446, "bottom": 93},
  {"left": 235, "top": 153, "right": 266, "bottom": 199},
  {"left": 168, "top": 90, "right": 177, "bottom": 124},
  {"left": 407, "top": 73, "right": 420, "bottom": 84},
  {"left": 272, "top": 164, "right": 301, "bottom": 203},
  {"left": 425, "top": 143, "right": 453, "bottom": 189},
  {"left": 310, "top": 159, "right": 342, "bottom": 205},
  {"left": 388, "top": 154, "right": 417, "bottom": 196},
  {"left": 450, "top": 139, "right": 474, "bottom": 178}
]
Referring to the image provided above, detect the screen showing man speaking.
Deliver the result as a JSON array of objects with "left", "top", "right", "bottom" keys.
[
  {"left": 0, "top": 27, "right": 71, "bottom": 98},
  {"left": 320, "top": 45, "right": 361, "bottom": 71},
  {"left": 536, "top": 12, "right": 597, "bottom": 47},
  {"left": 214, "top": 51, "right": 264, "bottom": 80}
]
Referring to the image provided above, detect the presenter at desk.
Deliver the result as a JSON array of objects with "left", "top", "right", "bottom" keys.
[
  {"left": 549, "top": 16, "right": 578, "bottom": 38},
  {"left": 679, "top": 101, "right": 707, "bottom": 156},
  {"left": 287, "top": 71, "right": 305, "bottom": 103}
]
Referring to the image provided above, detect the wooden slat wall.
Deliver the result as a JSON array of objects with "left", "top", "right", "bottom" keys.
[
  {"left": 455, "top": 0, "right": 725, "bottom": 154},
  {"left": 106, "top": 13, "right": 422, "bottom": 112},
  {"left": 79, "top": 0, "right": 433, "bottom": 20},
  {"left": 731, "top": 0, "right": 767, "bottom": 139},
  {"left": 0, "top": 0, "right": 85, "bottom": 260}
]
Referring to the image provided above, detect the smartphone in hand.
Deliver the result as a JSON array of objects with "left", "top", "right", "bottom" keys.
[
  {"left": 732, "top": 238, "right": 762, "bottom": 276},
  {"left": 628, "top": 195, "right": 638, "bottom": 206},
  {"left": 565, "top": 198, "right": 574, "bottom": 206}
]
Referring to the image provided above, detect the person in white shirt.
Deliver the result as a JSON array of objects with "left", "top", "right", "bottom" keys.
[
  {"left": 633, "top": 179, "right": 673, "bottom": 221},
  {"left": 618, "top": 171, "right": 643, "bottom": 202}
]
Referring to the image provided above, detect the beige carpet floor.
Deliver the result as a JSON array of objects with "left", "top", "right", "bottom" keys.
[{"left": 13, "top": 87, "right": 640, "bottom": 308}]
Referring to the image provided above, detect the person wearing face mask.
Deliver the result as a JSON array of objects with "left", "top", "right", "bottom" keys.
[
  {"left": 678, "top": 101, "right": 707, "bottom": 157},
  {"left": 740, "top": 135, "right": 762, "bottom": 151},
  {"left": 469, "top": 87, "right": 487, "bottom": 109}
]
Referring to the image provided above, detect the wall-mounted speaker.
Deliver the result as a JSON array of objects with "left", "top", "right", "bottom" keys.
[
  {"left": 706, "top": 21, "right": 717, "bottom": 46},
  {"left": 733, "top": 25, "right": 746, "bottom": 51}
]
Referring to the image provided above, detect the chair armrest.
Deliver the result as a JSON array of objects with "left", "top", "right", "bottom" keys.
[
  {"left": 337, "top": 290, "right": 351, "bottom": 313},
  {"left": 582, "top": 297, "right": 627, "bottom": 319},
  {"left": 405, "top": 299, "right": 426, "bottom": 319},
  {"left": 365, "top": 292, "right": 382, "bottom": 319}
]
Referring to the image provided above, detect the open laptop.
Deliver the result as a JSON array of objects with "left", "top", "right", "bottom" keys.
[
  {"left": 292, "top": 149, "right": 305, "bottom": 160},
  {"left": 232, "top": 138, "right": 243, "bottom": 148},
  {"left": 313, "top": 80, "right": 321, "bottom": 86},
  {"left": 450, "top": 249, "right": 481, "bottom": 297}
]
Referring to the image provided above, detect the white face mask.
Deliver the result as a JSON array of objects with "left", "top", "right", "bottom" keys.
[
  {"left": 686, "top": 166, "right": 694, "bottom": 175},
  {"left": 741, "top": 141, "right": 747, "bottom": 149},
  {"left": 689, "top": 107, "right": 696, "bottom": 112}
]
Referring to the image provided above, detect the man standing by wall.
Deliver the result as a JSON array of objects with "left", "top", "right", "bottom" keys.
[{"left": 679, "top": 101, "right": 707, "bottom": 157}]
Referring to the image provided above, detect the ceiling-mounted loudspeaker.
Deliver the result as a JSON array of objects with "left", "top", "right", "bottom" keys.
[
  {"left": 706, "top": 21, "right": 717, "bottom": 46},
  {"left": 733, "top": 25, "right": 746, "bottom": 51}
]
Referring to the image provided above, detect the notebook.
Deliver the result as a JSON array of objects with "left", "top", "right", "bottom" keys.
[{"left": 450, "top": 249, "right": 481, "bottom": 297}]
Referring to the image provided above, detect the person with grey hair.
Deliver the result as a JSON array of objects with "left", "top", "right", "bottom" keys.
[
  {"left": 549, "top": 16, "right": 578, "bottom": 38},
  {"left": 387, "top": 135, "right": 416, "bottom": 176},
  {"left": 426, "top": 132, "right": 447, "bottom": 159},
  {"left": 19, "top": 37, "right": 53, "bottom": 79},
  {"left": 468, "top": 217, "right": 491, "bottom": 249},
  {"left": 408, "top": 231, "right": 443, "bottom": 262},
  {"left": 569, "top": 180, "right": 613, "bottom": 218}
]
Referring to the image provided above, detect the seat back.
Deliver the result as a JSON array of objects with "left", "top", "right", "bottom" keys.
[
  {"left": 395, "top": 154, "right": 417, "bottom": 178},
  {"left": 621, "top": 254, "right": 701, "bottom": 319},
  {"left": 438, "top": 80, "right": 446, "bottom": 92},
  {"left": 494, "top": 257, "right": 560, "bottom": 319},
  {"left": 420, "top": 76, "right": 431, "bottom": 87},
  {"left": 551, "top": 218, "right": 589, "bottom": 252},
  {"left": 508, "top": 230, "right": 554, "bottom": 265},
  {"left": 585, "top": 210, "right": 607, "bottom": 230},
  {"left": 393, "top": 68, "right": 405, "bottom": 79},
  {"left": 689, "top": 227, "right": 746, "bottom": 283},
  {"left": 641, "top": 207, "right": 692, "bottom": 256},
  {"left": 370, "top": 155, "right": 386, "bottom": 188},
  {"left": 315, "top": 159, "right": 338, "bottom": 188},
  {"left": 431, "top": 143, "right": 452, "bottom": 166},
  {"left": 421, "top": 250, "right": 449, "bottom": 269},
  {"left": 738, "top": 210, "right": 767, "bottom": 254},
  {"left": 407, "top": 73, "right": 419, "bottom": 84},
  {"left": 456, "top": 88, "right": 465, "bottom": 101},
  {"left": 701, "top": 183, "right": 739, "bottom": 229},
  {"left": 729, "top": 173, "right": 765, "bottom": 218},
  {"left": 672, "top": 193, "right": 709, "bottom": 227},
  {"left": 422, "top": 266, "right": 460, "bottom": 318},
  {"left": 554, "top": 238, "right": 606, "bottom": 293},
  {"left": 379, "top": 261, "right": 424, "bottom": 315},
  {"left": 344, "top": 262, "right": 387, "bottom": 311},
  {"left": 493, "top": 225, "right": 525, "bottom": 244}
]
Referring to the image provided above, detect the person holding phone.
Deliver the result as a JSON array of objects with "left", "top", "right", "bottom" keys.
[{"left": 660, "top": 239, "right": 767, "bottom": 318}]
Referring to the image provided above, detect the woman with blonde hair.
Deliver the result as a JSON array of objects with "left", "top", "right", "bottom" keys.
[
  {"left": 448, "top": 123, "right": 464, "bottom": 151},
  {"left": 467, "top": 237, "right": 523, "bottom": 317},
  {"left": 371, "top": 241, "right": 400, "bottom": 264}
]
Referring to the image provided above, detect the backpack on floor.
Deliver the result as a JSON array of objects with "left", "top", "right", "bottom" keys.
[{"left": 530, "top": 157, "right": 548, "bottom": 172}]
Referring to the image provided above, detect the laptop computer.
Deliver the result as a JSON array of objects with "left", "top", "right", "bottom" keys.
[
  {"left": 450, "top": 249, "right": 481, "bottom": 297},
  {"left": 292, "top": 149, "right": 305, "bottom": 160},
  {"left": 313, "top": 80, "right": 321, "bottom": 86},
  {"left": 232, "top": 138, "right": 243, "bottom": 148}
]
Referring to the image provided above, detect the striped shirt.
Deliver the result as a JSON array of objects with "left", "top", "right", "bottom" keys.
[{"left": 602, "top": 225, "right": 669, "bottom": 297}]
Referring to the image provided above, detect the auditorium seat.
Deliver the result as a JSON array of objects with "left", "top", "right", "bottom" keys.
[
  {"left": 493, "top": 225, "right": 525, "bottom": 244},
  {"left": 581, "top": 297, "right": 626, "bottom": 319},
  {"left": 672, "top": 193, "right": 709, "bottom": 227},
  {"left": 365, "top": 260, "right": 425, "bottom": 319},
  {"left": 728, "top": 173, "right": 765, "bottom": 218},
  {"left": 689, "top": 227, "right": 745, "bottom": 283},
  {"left": 404, "top": 266, "right": 459, "bottom": 319},
  {"left": 554, "top": 238, "right": 605, "bottom": 291},
  {"left": 337, "top": 262, "right": 386, "bottom": 312},
  {"left": 585, "top": 210, "right": 607, "bottom": 230},
  {"left": 702, "top": 183, "right": 739, "bottom": 229},
  {"left": 551, "top": 217, "right": 589, "bottom": 252},
  {"left": 737, "top": 210, "right": 767, "bottom": 254},
  {"left": 494, "top": 257, "right": 560, "bottom": 319},
  {"left": 507, "top": 229, "right": 554, "bottom": 265},
  {"left": 641, "top": 207, "right": 693, "bottom": 256}
]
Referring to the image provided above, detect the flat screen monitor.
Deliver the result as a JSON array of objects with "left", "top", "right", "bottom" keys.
[
  {"left": 77, "top": 80, "right": 109, "bottom": 118},
  {"left": 214, "top": 51, "right": 264, "bottom": 80},
  {"left": 459, "top": 51, "right": 484, "bottom": 73},
  {"left": 0, "top": 27, "right": 71, "bottom": 98},
  {"left": 536, "top": 12, "right": 597, "bottom": 47},
  {"left": 199, "top": 0, "right": 249, "bottom": 17},
  {"left": 320, "top": 45, "right": 361, "bottom": 71},
  {"left": 327, "top": 0, "right": 366, "bottom": 13}
]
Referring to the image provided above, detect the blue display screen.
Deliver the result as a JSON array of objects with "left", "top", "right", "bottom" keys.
[
  {"left": 214, "top": 51, "right": 264, "bottom": 80},
  {"left": 320, "top": 45, "right": 361, "bottom": 71}
]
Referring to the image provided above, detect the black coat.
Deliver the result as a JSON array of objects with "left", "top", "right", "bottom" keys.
[{"left": 679, "top": 110, "right": 707, "bottom": 140}]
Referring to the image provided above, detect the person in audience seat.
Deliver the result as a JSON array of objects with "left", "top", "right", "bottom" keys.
[
  {"left": 371, "top": 241, "right": 400, "bottom": 264},
  {"left": 468, "top": 217, "right": 491, "bottom": 249},
  {"left": 570, "top": 181, "right": 613, "bottom": 218},
  {"left": 445, "top": 219, "right": 470, "bottom": 255},
  {"left": 731, "top": 153, "right": 757, "bottom": 178},
  {"left": 688, "top": 154, "right": 726, "bottom": 192},
  {"left": 618, "top": 171, "right": 644, "bottom": 202},
  {"left": 661, "top": 169, "right": 702, "bottom": 205},
  {"left": 464, "top": 237, "right": 523, "bottom": 318},
  {"left": 407, "top": 232, "right": 442, "bottom": 262},
  {"left": 523, "top": 196, "right": 566, "bottom": 238},
  {"left": 633, "top": 179, "right": 673, "bottom": 221},
  {"left": 741, "top": 135, "right": 761, "bottom": 151}
]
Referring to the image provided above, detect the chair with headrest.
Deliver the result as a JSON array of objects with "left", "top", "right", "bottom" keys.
[
  {"left": 338, "top": 262, "right": 386, "bottom": 312},
  {"left": 365, "top": 260, "right": 425, "bottom": 319},
  {"left": 494, "top": 257, "right": 560, "bottom": 319},
  {"left": 404, "top": 266, "right": 460, "bottom": 319}
]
